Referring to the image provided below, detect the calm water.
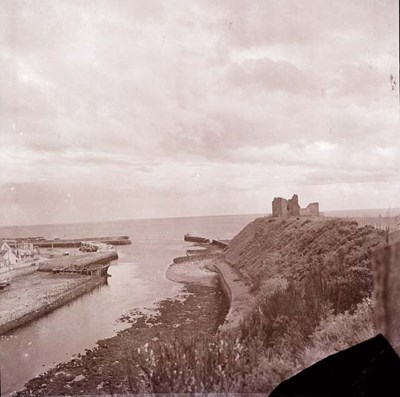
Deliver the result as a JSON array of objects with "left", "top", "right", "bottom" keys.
[{"left": 0, "top": 214, "right": 259, "bottom": 395}]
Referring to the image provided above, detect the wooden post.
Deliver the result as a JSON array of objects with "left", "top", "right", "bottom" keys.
[{"left": 372, "top": 240, "right": 400, "bottom": 355}]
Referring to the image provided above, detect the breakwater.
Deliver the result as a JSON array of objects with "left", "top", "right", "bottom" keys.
[
  {"left": 184, "top": 234, "right": 210, "bottom": 244},
  {"left": 211, "top": 239, "right": 229, "bottom": 249},
  {"left": 184, "top": 234, "right": 229, "bottom": 249}
]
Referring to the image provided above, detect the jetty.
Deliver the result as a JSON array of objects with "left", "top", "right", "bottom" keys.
[
  {"left": 211, "top": 239, "right": 229, "bottom": 249},
  {"left": 184, "top": 234, "right": 210, "bottom": 244},
  {"left": 184, "top": 234, "right": 229, "bottom": 249}
]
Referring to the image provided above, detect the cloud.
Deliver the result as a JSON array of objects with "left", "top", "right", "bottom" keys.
[
  {"left": 227, "top": 58, "right": 320, "bottom": 96},
  {"left": 0, "top": 0, "right": 398, "bottom": 225}
]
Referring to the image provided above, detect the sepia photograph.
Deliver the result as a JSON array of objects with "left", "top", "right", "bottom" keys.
[{"left": 0, "top": 0, "right": 399, "bottom": 396}]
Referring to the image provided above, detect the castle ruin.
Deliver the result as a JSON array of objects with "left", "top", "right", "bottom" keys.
[{"left": 272, "top": 194, "right": 319, "bottom": 217}]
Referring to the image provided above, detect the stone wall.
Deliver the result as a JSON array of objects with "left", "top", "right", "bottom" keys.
[
  {"left": 300, "top": 202, "right": 320, "bottom": 216},
  {"left": 211, "top": 240, "right": 229, "bottom": 249}
]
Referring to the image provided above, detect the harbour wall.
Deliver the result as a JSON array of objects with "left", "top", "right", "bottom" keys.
[
  {"left": 212, "top": 260, "right": 252, "bottom": 332},
  {"left": 183, "top": 234, "right": 229, "bottom": 249},
  {"left": 0, "top": 276, "right": 107, "bottom": 335},
  {"left": 0, "top": 252, "right": 118, "bottom": 334},
  {"left": 184, "top": 235, "right": 210, "bottom": 244},
  {"left": 211, "top": 239, "right": 229, "bottom": 249}
]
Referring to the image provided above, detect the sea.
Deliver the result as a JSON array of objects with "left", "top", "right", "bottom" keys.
[{"left": 0, "top": 214, "right": 260, "bottom": 396}]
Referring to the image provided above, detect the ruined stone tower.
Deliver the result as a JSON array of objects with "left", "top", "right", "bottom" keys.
[
  {"left": 287, "top": 194, "right": 300, "bottom": 216},
  {"left": 272, "top": 194, "right": 319, "bottom": 217},
  {"left": 272, "top": 197, "right": 288, "bottom": 217}
]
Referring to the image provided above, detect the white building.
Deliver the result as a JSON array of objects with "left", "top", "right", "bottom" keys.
[{"left": 0, "top": 241, "right": 18, "bottom": 268}]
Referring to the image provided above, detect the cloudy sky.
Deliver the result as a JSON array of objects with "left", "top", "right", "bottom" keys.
[{"left": 0, "top": 0, "right": 398, "bottom": 225}]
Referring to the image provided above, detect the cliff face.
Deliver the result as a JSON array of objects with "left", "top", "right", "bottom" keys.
[{"left": 224, "top": 216, "right": 385, "bottom": 311}]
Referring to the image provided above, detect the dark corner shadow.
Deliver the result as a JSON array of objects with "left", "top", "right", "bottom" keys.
[{"left": 269, "top": 334, "right": 400, "bottom": 397}]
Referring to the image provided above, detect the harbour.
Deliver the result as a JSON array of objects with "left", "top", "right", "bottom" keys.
[{"left": 1, "top": 0, "right": 398, "bottom": 393}]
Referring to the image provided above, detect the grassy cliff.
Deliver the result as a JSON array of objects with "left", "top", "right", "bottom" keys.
[
  {"left": 126, "top": 216, "right": 386, "bottom": 393},
  {"left": 225, "top": 216, "right": 384, "bottom": 313}
]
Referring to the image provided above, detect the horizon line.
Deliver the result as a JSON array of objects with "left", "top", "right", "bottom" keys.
[{"left": 0, "top": 207, "right": 399, "bottom": 229}]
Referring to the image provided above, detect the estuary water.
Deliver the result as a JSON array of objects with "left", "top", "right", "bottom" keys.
[{"left": 0, "top": 214, "right": 259, "bottom": 396}]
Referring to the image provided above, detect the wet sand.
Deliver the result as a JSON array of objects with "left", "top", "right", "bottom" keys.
[{"left": 166, "top": 255, "right": 220, "bottom": 286}]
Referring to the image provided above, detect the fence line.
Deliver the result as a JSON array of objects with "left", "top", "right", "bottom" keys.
[{"left": 352, "top": 218, "right": 400, "bottom": 232}]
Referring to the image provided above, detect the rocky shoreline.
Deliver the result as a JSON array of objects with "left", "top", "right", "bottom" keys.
[{"left": 14, "top": 253, "right": 230, "bottom": 396}]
